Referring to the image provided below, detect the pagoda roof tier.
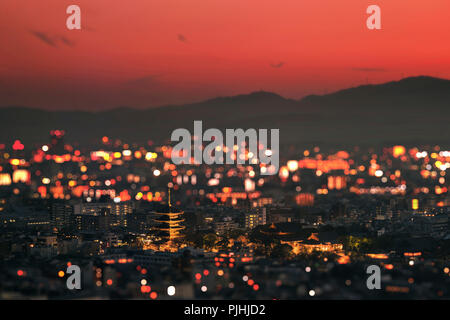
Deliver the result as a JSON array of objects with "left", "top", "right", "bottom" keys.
[
  {"left": 154, "top": 226, "right": 185, "bottom": 232},
  {"left": 154, "top": 219, "right": 185, "bottom": 224},
  {"left": 154, "top": 211, "right": 184, "bottom": 216}
]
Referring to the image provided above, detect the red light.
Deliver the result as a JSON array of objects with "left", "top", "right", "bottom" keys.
[
  {"left": 141, "top": 285, "right": 151, "bottom": 293},
  {"left": 106, "top": 279, "right": 113, "bottom": 286},
  {"left": 141, "top": 268, "right": 147, "bottom": 275},
  {"left": 247, "top": 279, "right": 254, "bottom": 286},
  {"left": 17, "top": 270, "right": 24, "bottom": 276},
  {"left": 150, "top": 292, "right": 158, "bottom": 299},
  {"left": 12, "top": 140, "right": 24, "bottom": 151},
  {"left": 253, "top": 284, "right": 259, "bottom": 291},
  {"left": 195, "top": 273, "right": 202, "bottom": 280},
  {"left": 203, "top": 269, "right": 210, "bottom": 276}
]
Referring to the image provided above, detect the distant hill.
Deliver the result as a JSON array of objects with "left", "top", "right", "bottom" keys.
[{"left": 0, "top": 76, "right": 449, "bottom": 147}]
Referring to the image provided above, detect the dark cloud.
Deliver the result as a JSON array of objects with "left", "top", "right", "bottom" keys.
[
  {"left": 177, "top": 34, "right": 188, "bottom": 43},
  {"left": 30, "top": 31, "right": 58, "bottom": 47},
  {"left": 270, "top": 62, "right": 284, "bottom": 68},
  {"left": 59, "top": 36, "right": 76, "bottom": 47},
  {"left": 29, "top": 31, "right": 75, "bottom": 48},
  {"left": 352, "top": 67, "right": 387, "bottom": 72}
]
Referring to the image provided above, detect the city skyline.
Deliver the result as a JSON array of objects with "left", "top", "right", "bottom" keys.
[{"left": 1, "top": 129, "right": 449, "bottom": 299}]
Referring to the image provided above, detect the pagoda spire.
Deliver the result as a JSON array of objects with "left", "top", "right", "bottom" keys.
[{"left": 168, "top": 187, "right": 172, "bottom": 212}]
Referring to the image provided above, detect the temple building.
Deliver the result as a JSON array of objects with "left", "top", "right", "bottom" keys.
[
  {"left": 152, "top": 189, "right": 185, "bottom": 251},
  {"left": 260, "top": 223, "right": 343, "bottom": 255}
]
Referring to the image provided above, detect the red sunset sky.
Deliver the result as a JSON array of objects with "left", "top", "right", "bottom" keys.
[{"left": 1, "top": 0, "right": 449, "bottom": 110}]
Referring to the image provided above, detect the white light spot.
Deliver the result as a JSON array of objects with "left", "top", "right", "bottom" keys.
[{"left": 167, "top": 285, "right": 176, "bottom": 296}]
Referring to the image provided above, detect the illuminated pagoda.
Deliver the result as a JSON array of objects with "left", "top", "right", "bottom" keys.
[{"left": 153, "top": 189, "right": 185, "bottom": 247}]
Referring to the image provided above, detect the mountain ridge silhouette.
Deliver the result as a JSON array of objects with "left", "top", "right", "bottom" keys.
[{"left": 1, "top": 76, "right": 449, "bottom": 147}]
